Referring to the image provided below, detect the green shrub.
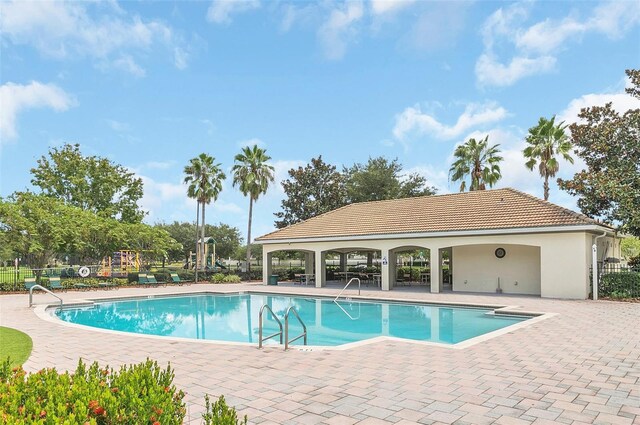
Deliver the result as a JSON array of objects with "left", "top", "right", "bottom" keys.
[
  {"left": 62, "top": 277, "right": 101, "bottom": 288},
  {"left": 212, "top": 273, "right": 226, "bottom": 283},
  {"left": 628, "top": 255, "right": 640, "bottom": 268},
  {"left": 222, "top": 275, "right": 242, "bottom": 283},
  {"left": 152, "top": 271, "right": 171, "bottom": 283},
  {"left": 600, "top": 271, "right": 640, "bottom": 298},
  {"left": 127, "top": 272, "right": 139, "bottom": 283},
  {"left": 0, "top": 358, "right": 186, "bottom": 424},
  {"left": 112, "top": 278, "right": 128, "bottom": 286},
  {"left": 202, "top": 394, "right": 247, "bottom": 425},
  {"left": 177, "top": 270, "right": 195, "bottom": 282}
]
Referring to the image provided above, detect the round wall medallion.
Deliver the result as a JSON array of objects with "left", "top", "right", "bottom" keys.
[{"left": 495, "top": 248, "right": 506, "bottom": 259}]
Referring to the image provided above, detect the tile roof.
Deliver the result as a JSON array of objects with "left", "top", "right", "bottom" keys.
[{"left": 256, "top": 188, "right": 611, "bottom": 242}]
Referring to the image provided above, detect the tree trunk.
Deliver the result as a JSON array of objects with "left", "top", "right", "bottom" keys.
[
  {"left": 201, "top": 201, "right": 206, "bottom": 270},
  {"left": 543, "top": 176, "right": 549, "bottom": 201},
  {"left": 194, "top": 200, "right": 200, "bottom": 283},
  {"left": 246, "top": 197, "right": 254, "bottom": 272}
]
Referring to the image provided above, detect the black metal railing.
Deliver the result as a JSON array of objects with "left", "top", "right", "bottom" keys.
[
  {"left": 596, "top": 263, "right": 640, "bottom": 299},
  {"left": 0, "top": 265, "right": 103, "bottom": 291}
]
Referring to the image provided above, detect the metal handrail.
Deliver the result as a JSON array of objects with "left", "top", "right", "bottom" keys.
[
  {"left": 284, "top": 306, "right": 307, "bottom": 350},
  {"left": 258, "top": 304, "right": 283, "bottom": 348},
  {"left": 29, "top": 284, "right": 63, "bottom": 308},
  {"left": 334, "top": 277, "right": 360, "bottom": 302},
  {"left": 333, "top": 299, "right": 361, "bottom": 320}
]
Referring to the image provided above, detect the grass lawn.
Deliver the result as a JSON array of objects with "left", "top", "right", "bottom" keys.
[{"left": 0, "top": 327, "right": 33, "bottom": 367}]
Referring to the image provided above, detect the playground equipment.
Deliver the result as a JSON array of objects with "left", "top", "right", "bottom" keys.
[
  {"left": 189, "top": 237, "right": 227, "bottom": 271},
  {"left": 98, "top": 251, "right": 140, "bottom": 277}
]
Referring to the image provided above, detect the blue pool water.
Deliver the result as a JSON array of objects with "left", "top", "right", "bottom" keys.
[{"left": 55, "top": 293, "right": 528, "bottom": 346}]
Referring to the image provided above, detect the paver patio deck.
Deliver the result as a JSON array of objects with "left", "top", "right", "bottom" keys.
[{"left": 1, "top": 283, "right": 638, "bottom": 424}]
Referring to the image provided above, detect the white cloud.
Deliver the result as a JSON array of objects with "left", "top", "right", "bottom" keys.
[
  {"left": 318, "top": 0, "right": 364, "bottom": 60},
  {"left": 201, "top": 119, "right": 215, "bottom": 136},
  {"left": 516, "top": 1, "right": 640, "bottom": 54},
  {"left": 392, "top": 101, "right": 509, "bottom": 142},
  {"left": 237, "top": 138, "right": 266, "bottom": 149},
  {"left": 0, "top": 81, "right": 74, "bottom": 141},
  {"left": 145, "top": 161, "right": 174, "bottom": 170},
  {"left": 212, "top": 200, "right": 244, "bottom": 214},
  {"left": 475, "top": 54, "right": 556, "bottom": 87},
  {"left": 106, "top": 119, "right": 130, "bottom": 132},
  {"left": 173, "top": 47, "right": 189, "bottom": 70},
  {"left": 206, "top": 0, "right": 260, "bottom": 24},
  {"left": 112, "top": 55, "right": 146, "bottom": 77},
  {"left": 370, "top": 0, "right": 416, "bottom": 16},
  {"left": 404, "top": 165, "right": 450, "bottom": 194},
  {"left": 0, "top": 0, "right": 189, "bottom": 74},
  {"left": 138, "top": 174, "right": 187, "bottom": 220},
  {"left": 558, "top": 86, "right": 640, "bottom": 125},
  {"left": 476, "top": 1, "right": 640, "bottom": 87}
]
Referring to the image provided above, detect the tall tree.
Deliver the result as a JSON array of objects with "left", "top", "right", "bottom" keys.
[
  {"left": 30, "top": 143, "right": 145, "bottom": 223},
  {"left": 344, "top": 157, "right": 436, "bottom": 203},
  {"left": 558, "top": 69, "right": 640, "bottom": 236},
  {"left": 184, "top": 154, "right": 226, "bottom": 269},
  {"left": 523, "top": 116, "right": 573, "bottom": 200},
  {"left": 275, "top": 156, "right": 347, "bottom": 228},
  {"left": 0, "top": 192, "right": 177, "bottom": 279},
  {"left": 155, "top": 221, "right": 243, "bottom": 263},
  {"left": 232, "top": 145, "right": 275, "bottom": 271},
  {"left": 449, "top": 136, "right": 503, "bottom": 192}
]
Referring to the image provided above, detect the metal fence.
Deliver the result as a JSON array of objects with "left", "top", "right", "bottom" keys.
[
  {"left": 0, "top": 265, "right": 105, "bottom": 291},
  {"left": 596, "top": 263, "right": 640, "bottom": 299}
]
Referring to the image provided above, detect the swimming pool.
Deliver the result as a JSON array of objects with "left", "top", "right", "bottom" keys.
[{"left": 55, "top": 293, "right": 530, "bottom": 347}]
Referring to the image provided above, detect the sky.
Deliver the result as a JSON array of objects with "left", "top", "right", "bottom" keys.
[{"left": 1, "top": 0, "right": 639, "bottom": 244}]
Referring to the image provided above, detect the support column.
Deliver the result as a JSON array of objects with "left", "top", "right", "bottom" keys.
[
  {"left": 263, "top": 250, "right": 273, "bottom": 285},
  {"left": 315, "top": 250, "right": 326, "bottom": 288},
  {"left": 304, "top": 252, "right": 314, "bottom": 274},
  {"left": 339, "top": 253, "right": 347, "bottom": 271},
  {"left": 381, "top": 249, "right": 397, "bottom": 291},
  {"left": 430, "top": 248, "right": 441, "bottom": 293},
  {"left": 389, "top": 251, "right": 397, "bottom": 290},
  {"left": 381, "top": 248, "right": 391, "bottom": 291}
]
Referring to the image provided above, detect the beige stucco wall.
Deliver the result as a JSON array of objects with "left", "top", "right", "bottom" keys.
[
  {"left": 452, "top": 244, "right": 541, "bottom": 295},
  {"left": 261, "top": 229, "right": 614, "bottom": 299}
]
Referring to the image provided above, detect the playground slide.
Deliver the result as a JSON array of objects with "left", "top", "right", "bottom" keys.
[{"left": 214, "top": 260, "right": 227, "bottom": 270}]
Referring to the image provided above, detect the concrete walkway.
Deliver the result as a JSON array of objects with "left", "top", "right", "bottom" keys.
[{"left": 1, "top": 283, "right": 638, "bottom": 424}]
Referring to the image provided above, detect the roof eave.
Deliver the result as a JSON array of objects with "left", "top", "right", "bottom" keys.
[{"left": 255, "top": 224, "right": 616, "bottom": 244}]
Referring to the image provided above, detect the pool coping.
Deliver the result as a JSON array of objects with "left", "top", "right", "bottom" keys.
[{"left": 34, "top": 288, "right": 557, "bottom": 351}]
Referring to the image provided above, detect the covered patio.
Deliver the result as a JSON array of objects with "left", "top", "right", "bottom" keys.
[{"left": 257, "top": 188, "right": 619, "bottom": 299}]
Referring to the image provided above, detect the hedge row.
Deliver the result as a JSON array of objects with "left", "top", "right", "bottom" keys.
[{"left": 0, "top": 358, "right": 246, "bottom": 424}]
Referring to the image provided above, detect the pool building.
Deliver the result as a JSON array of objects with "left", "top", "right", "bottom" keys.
[{"left": 256, "top": 188, "right": 618, "bottom": 299}]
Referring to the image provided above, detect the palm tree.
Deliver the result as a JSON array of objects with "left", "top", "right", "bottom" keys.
[
  {"left": 523, "top": 116, "right": 573, "bottom": 201},
  {"left": 184, "top": 153, "right": 226, "bottom": 272},
  {"left": 232, "top": 145, "right": 275, "bottom": 272},
  {"left": 449, "top": 135, "right": 503, "bottom": 191}
]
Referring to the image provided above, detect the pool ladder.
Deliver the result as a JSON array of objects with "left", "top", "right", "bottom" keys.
[
  {"left": 334, "top": 277, "right": 360, "bottom": 302},
  {"left": 258, "top": 304, "right": 307, "bottom": 350},
  {"left": 29, "top": 284, "right": 63, "bottom": 309}
]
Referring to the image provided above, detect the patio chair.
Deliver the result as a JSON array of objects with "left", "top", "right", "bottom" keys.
[
  {"left": 49, "top": 277, "right": 65, "bottom": 291},
  {"left": 169, "top": 273, "right": 183, "bottom": 285},
  {"left": 145, "top": 273, "right": 162, "bottom": 287},
  {"left": 138, "top": 273, "right": 149, "bottom": 285},
  {"left": 24, "top": 277, "right": 37, "bottom": 291}
]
